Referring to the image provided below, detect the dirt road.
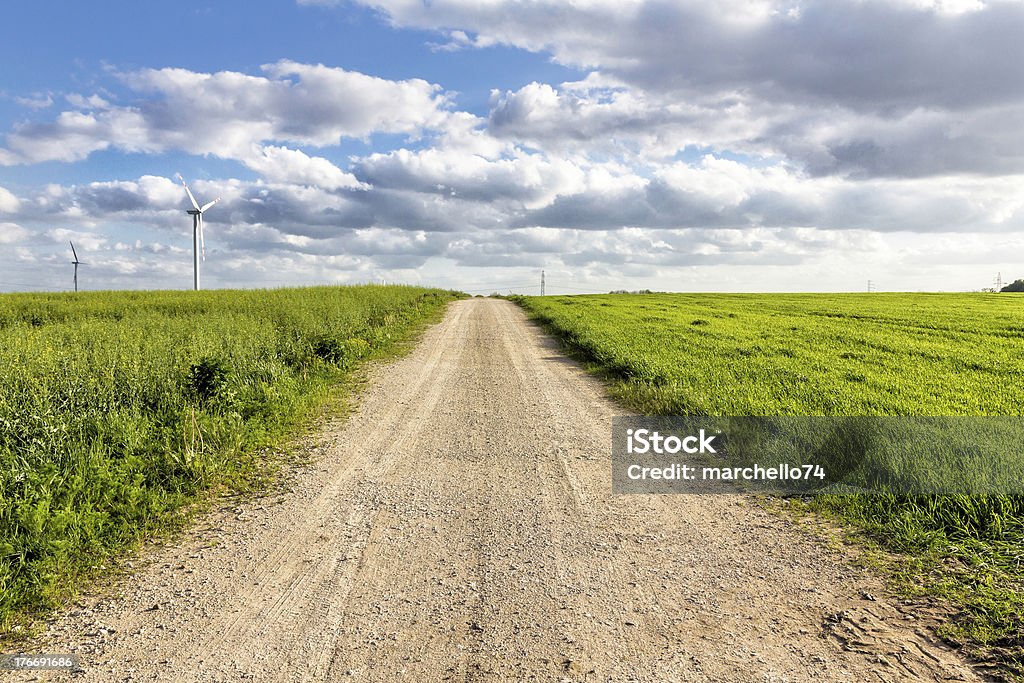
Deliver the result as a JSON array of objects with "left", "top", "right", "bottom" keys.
[{"left": 17, "top": 298, "right": 979, "bottom": 682}]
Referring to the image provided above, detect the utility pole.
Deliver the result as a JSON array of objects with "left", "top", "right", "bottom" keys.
[
  {"left": 995, "top": 272, "right": 1003, "bottom": 292},
  {"left": 541, "top": 270, "right": 545, "bottom": 296},
  {"left": 867, "top": 279, "right": 874, "bottom": 293}
]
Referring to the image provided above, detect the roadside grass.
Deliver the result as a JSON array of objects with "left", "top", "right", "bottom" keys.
[
  {"left": 0, "top": 285, "right": 461, "bottom": 636},
  {"left": 514, "top": 292, "right": 1024, "bottom": 680},
  {"left": 810, "top": 493, "right": 1024, "bottom": 676}
]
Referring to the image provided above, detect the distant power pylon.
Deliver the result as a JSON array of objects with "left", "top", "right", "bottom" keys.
[
  {"left": 995, "top": 272, "right": 1003, "bottom": 292},
  {"left": 541, "top": 270, "right": 545, "bottom": 296},
  {"left": 867, "top": 280, "right": 874, "bottom": 293}
]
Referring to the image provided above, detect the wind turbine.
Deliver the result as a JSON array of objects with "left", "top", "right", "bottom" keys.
[
  {"left": 177, "top": 174, "right": 220, "bottom": 291},
  {"left": 69, "top": 241, "right": 85, "bottom": 292}
]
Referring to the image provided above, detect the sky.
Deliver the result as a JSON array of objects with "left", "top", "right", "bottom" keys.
[{"left": 1, "top": 0, "right": 1022, "bottom": 294}]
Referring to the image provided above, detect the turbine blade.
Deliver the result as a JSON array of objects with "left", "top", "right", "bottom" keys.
[
  {"left": 200, "top": 197, "right": 221, "bottom": 212},
  {"left": 69, "top": 241, "right": 79, "bottom": 262},
  {"left": 177, "top": 173, "right": 200, "bottom": 211}
]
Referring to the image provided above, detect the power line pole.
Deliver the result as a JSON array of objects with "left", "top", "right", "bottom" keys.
[
  {"left": 541, "top": 270, "right": 545, "bottom": 296},
  {"left": 867, "top": 279, "right": 874, "bottom": 293},
  {"left": 995, "top": 272, "right": 1003, "bottom": 292}
]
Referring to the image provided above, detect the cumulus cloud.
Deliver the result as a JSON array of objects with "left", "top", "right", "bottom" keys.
[
  {"left": 0, "top": 222, "right": 29, "bottom": 243},
  {"left": 443, "top": 225, "right": 881, "bottom": 271},
  {"left": 0, "top": 61, "right": 454, "bottom": 165},
  {"left": 354, "top": 147, "right": 586, "bottom": 208},
  {"left": 29, "top": 153, "right": 1024, "bottom": 261},
  {"left": 0, "top": 185, "right": 20, "bottom": 213},
  {"left": 519, "top": 156, "right": 1024, "bottom": 234},
  {"left": 352, "top": 0, "right": 1024, "bottom": 179},
  {"left": 5, "top": 162, "right": 1021, "bottom": 292},
  {"left": 242, "top": 146, "right": 366, "bottom": 190},
  {"left": 770, "top": 104, "right": 1024, "bottom": 178},
  {"left": 14, "top": 93, "right": 53, "bottom": 110},
  {"left": 31, "top": 175, "right": 184, "bottom": 218},
  {"left": 487, "top": 80, "right": 777, "bottom": 161},
  {"left": 357, "top": 0, "right": 1024, "bottom": 109}
]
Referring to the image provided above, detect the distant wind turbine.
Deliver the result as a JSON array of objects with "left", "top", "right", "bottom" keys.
[
  {"left": 177, "top": 174, "right": 221, "bottom": 291},
  {"left": 69, "top": 241, "right": 85, "bottom": 292}
]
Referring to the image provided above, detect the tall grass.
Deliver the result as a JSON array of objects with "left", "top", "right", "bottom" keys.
[
  {"left": 516, "top": 292, "right": 1024, "bottom": 677},
  {"left": 0, "top": 285, "right": 458, "bottom": 632}
]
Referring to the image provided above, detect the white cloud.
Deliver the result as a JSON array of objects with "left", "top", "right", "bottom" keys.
[
  {"left": 14, "top": 93, "right": 53, "bottom": 110},
  {"left": 42, "top": 228, "right": 107, "bottom": 252},
  {"left": 0, "top": 186, "right": 20, "bottom": 213},
  {"left": 0, "top": 108, "right": 155, "bottom": 164},
  {"left": 357, "top": 0, "right": 1024, "bottom": 109},
  {"left": 488, "top": 80, "right": 772, "bottom": 160},
  {"left": 126, "top": 61, "right": 451, "bottom": 147},
  {"left": 485, "top": 76, "right": 1024, "bottom": 178},
  {"left": 242, "top": 146, "right": 366, "bottom": 190},
  {"left": 0, "top": 222, "right": 28, "bottom": 243},
  {"left": 39, "top": 176, "right": 184, "bottom": 216},
  {"left": 65, "top": 94, "right": 112, "bottom": 110},
  {"left": 355, "top": 146, "right": 586, "bottom": 208},
  {"left": 0, "top": 61, "right": 454, "bottom": 166},
  {"left": 355, "top": 0, "right": 1024, "bottom": 179},
  {"left": 4, "top": 163, "right": 1020, "bottom": 292}
]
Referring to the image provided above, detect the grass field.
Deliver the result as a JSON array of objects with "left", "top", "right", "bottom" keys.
[
  {"left": 515, "top": 292, "right": 1024, "bottom": 677},
  {"left": 0, "top": 285, "right": 459, "bottom": 634}
]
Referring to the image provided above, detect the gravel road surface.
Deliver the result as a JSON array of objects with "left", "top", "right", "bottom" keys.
[{"left": 12, "top": 298, "right": 981, "bottom": 682}]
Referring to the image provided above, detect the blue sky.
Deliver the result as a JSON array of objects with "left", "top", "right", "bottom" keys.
[
  {"left": 0, "top": 2, "right": 579, "bottom": 117},
  {"left": 0, "top": 1, "right": 577, "bottom": 187},
  {"left": 1, "top": 0, "right": 1023, "bottom": 293}
]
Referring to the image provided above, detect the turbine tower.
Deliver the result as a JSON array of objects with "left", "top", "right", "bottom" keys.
[
  {"left": 69, "top": 241, "right": 84, "bottom": 293},
  {"left": 177, "top": 174, "right": 221, "bottom": 291}
]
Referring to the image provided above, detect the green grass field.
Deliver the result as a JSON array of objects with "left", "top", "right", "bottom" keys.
[
  {"left": 515, "top": 292, "right": 1024, "bottom": 678},
  {"left": 0, "top": 285, "right": 459, "bottom": 634}
]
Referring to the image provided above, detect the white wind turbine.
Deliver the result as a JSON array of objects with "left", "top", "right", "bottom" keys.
[
  {"left": 177, "top": 174, "right": 221, "bottom": 291},
  {"left": 69, "top": 241, "right": 85, "bottom": 292}
]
